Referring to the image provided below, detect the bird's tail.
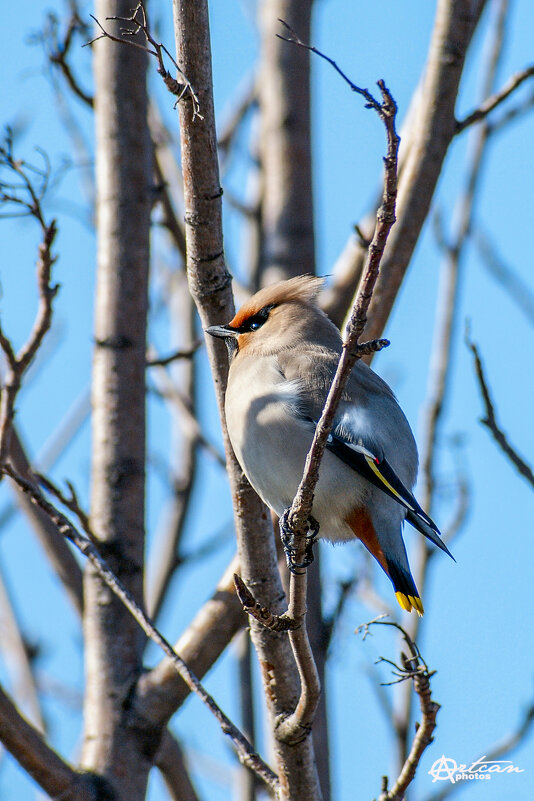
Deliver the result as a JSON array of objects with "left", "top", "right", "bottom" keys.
[
  {"left": 405, "top": 510, "right": 455, "bottom": 560},
  {"left": 386, "top": 557, "right": 424, "bottom": 616}
]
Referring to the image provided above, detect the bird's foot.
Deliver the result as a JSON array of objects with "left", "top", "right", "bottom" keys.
[{"left": 279, "top": 510, "right": 320, "bottom": 574}]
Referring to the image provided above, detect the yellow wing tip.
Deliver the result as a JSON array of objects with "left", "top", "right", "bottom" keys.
[{"left": 395, "top": 592, "right": 424, "bottom": 617}]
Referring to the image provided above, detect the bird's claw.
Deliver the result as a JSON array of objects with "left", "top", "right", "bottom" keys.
[{"left": 279, "top": 510, "right": 319, "bottom": 574}]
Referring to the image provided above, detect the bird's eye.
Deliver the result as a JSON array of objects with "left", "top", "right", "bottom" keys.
[{"left": 237, "top": 305, "right": 274, "bottom": 334}]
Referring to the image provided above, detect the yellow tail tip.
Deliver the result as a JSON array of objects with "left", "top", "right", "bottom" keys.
[{"left": 395, "top": 591, "right": 424, "bottom": 616}]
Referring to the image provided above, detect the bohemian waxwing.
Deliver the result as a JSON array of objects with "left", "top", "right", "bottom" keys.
[{"left": 206, "top": 275, "right": 452, "bottom": 614}]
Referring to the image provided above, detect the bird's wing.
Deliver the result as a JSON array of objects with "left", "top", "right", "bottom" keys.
[
  {"left": 276, "top": 348, "right": 453, "bottom": 560},
  {"left": 325, "top": 428, "right": 453, "bottom": 559}
]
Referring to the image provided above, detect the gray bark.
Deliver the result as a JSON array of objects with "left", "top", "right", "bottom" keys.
[{"left": 81, "top": 1, "right": 152, "bottom": 797}]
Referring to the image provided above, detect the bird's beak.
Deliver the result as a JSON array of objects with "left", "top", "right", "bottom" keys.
[{"left": 205, "top": 324, "right": 237, "bottom": 340}]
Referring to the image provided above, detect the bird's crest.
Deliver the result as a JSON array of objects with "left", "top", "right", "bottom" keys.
[{"left": 230, "top": 275, "right": 324, "bottom": 329}]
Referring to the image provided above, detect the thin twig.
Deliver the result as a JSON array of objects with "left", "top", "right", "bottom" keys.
[
  {"left": 86, "top": 2, "right": 202, "bottom": 120},
  {"left": 0, "top": 136, "right": 59, "bottom": 463},
  {"left": 2, "top": 464, "right": 279, "bottom": 795},
  {"left": 277, "top": 20, "right": 383, "bottom": 113},
  {"left": 35, "top": 473, "right": 92, "bottom": 538},
  {"left": 246, "top": 28, "right": 400, "bottom": 746},
  {"left": 146, "top": 340, "right": 202, "bottom": 367},
  {"left": 466, "top": 333, "right": 534, "bottom": 488},
  {"left": 357, "top": 619, "right": 440, "bottom": 801},
  {"left": 456, "top": 64, "right": 534, "bottom": 133},
  {"left": 234, "top": 575, "right": 298, "bottom": 632},
  {"left": 487, "top": 86, "right": 534, "bottom": 133},
  {"left": 285, "top": 76, "right": 398, "bottom": 539},
  {"left": 44, "top": 10, "right": 94, "bottom": 107}
]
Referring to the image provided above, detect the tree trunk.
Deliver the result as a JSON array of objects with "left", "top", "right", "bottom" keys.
[{"left": 81, "top": 1, "right": 152, "bottom": 797}]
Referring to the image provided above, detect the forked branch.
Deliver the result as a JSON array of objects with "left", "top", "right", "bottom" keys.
[
  {"left": 357, "top": 618, "right": 440, "bottom": 801},
  {"left": 87, "top": 1, "right": 202, "bottom": 119},
  {"left": 0, "top": 134, "right": 59, "bottom": 463}
]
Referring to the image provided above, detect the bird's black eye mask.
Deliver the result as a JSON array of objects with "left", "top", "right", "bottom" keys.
[{"left": 233, "top": 304, "right": 275, "bottom": 334}]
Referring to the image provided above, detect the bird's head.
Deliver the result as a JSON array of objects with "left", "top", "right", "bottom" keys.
[{"left": 206, "top": 275, "right": 340, "bottom": 359}]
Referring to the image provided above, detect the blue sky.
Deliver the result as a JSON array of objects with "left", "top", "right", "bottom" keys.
[{"left": 1, "top": 1, "right": 534, "bottom": 800}]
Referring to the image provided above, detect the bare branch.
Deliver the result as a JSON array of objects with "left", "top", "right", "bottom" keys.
[
  {"left": 217, "top": 69, "right": 257, "bottom": 155},
  {"left": 0, "top": 137, "right": 59, "bottom": 463},
  {"left": 7, "top": 429, "right": 84, "bottom": 614},
  {"left": 357, "top": 620, "right": 440, "bottom": 801},
  {"left": 234, "top": 574, "right": 297, "bottom": 632},
  {"left": 487, "top": 86, "right": 534, "bottom": 133},
  {"left": 135, "top": 554, "right": 245, "bottom": 721},
  {"left": 456, "top": 64, "right": 534, "bottom": 133},
  {"left": 2, "top": 464, "right": 279, "bottom": 795},
  {"left": 146, "top": 340, "right": 202, "bottom": 368},
  {"left": 43, "top": 10, "right": 94, "bottom": 107},
  {"left": 402, "top": 1, "right": 509, "bottom": 769},
  {"left": 0, "top": 681, "right": 105, "bottom": 801},
  {"left": 155, "top": 730, "right": 202, "bottom": 801},
  {"left": 359, "top": 1, "right": 487, "bottom": 346},
  {"left": 277, "top": 20, "right": 383, "bottom": 113},
  {"left": 87, "top": 2, "right": 202, "bottom": 120},
  {"left": 237, "top": 30, "right": 398, "bottom": 748},
  {"left": 35, "top": 473, "right": 93, "bottom": 538},
  {"left": 284, "top": 76, "right": 398, "bottom": 540},
  {"left": 173, "top": 0, "right": 322, "bottom": 794},
  {"left": 466, "top": 334, "right": 534, "bottom": 488}
]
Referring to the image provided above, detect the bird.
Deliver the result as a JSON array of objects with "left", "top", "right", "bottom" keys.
[{"left": 206, "top": 275, "right": 452, "bottom": 615}]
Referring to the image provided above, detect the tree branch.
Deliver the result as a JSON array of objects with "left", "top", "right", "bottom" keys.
[
  {"left": 357, "top": 620, "right": 440, "bottom": 801},
  {"left": 7, "top": 428, "right": 84, "bottom": 614},
  {"left": 0, "top": 681, "right": 106, "bottom": 801},
  {"left": 473, "top": 224, "right": 534, "bottom": 326},
  {"left": 0, "top": 135, "right": 59, "bottom": 464},
  {"left": 87, "top": 2, "right": 202, "bottom": 119},
  {"left": 134, "top": 555, "right": 245, "bottom": 722},
  {"left": 2, "top": 465, "right": 279, "bottom": 795},
  {"left": 357, "top": 0, "right": 488, "bottom": 346},
  {"left": 44, "top": 10, "right": 94, "bottom": 108},
  {"left": 172, "top": 1, "right": 322, "bottom": 797},
  {"left": 155, "top": 729, "right": 202, "bottom": 801},
  {"left": 235, "top": 27, "right": 398, "bottom": 749},
  {"left": 456, "top": 64, "right": 534, "bottom": 133},
  {"left": 466, "top": 335, "right": 534, "bottom": 488}
]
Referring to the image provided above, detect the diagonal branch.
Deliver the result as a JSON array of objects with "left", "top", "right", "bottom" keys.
[
  {"left": 7, "top": 428, "right": 84, "bottom": 614},
  {"left": 0, "top": 680, "right": 106, "bottom": 801},
  {"left": 236, "top": 26, "right": 398, "bottom": 748},
  {"left": 456, "top": 64, "right": 534, "bottom": 133},
  {"left": 466, "top": 334, "right": 534, "bottom": 488},
  {"left": 2, "top": 464, "right": 278, "bottom": 794},
  {"left": 280, "top": 26, "right": 399, "bottom": 543},
  {"left": 155, "top": 729, "right": 202, "bottom": 801}
]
